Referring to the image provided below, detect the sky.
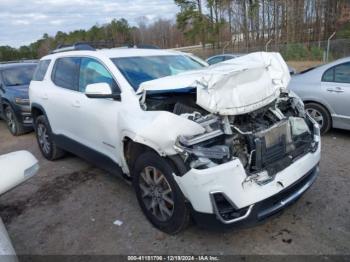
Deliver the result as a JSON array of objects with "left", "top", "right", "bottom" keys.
[{"left": 0, "top": 0, "right": 179, "bottom": 48}]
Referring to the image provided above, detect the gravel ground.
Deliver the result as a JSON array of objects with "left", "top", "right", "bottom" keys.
[{"left": 0, "top": 120, "right": 349, "bottom": 255}]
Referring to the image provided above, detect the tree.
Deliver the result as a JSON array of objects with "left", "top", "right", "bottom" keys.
[{"left": 175, "top": 0, "right": 208, "bottom": 45}]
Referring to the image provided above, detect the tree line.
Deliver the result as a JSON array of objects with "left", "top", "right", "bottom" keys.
[
  {"left": 0, "top": 0, "right": 349, "bottom": 61},
  {"left": 175, "top": 0, "right": 349, "bottom": 47}
]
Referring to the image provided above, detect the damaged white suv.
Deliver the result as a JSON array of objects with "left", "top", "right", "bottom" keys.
[{"left": 29, "top": 44, "right": 321, "bottom": 233}]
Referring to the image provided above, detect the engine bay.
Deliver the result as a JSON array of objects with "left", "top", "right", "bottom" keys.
[{"left": 142, "top": 90, "right": 319, "bottom": 180}]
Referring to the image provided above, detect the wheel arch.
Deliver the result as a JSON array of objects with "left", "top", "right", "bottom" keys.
[
  {"left": 31, "top": 103, "right": 47, "bottom": 122},
  {"left": 122, "top": 136, "right": 188, "bottom": 177},
  {"left": 303, "top": 100, "right": 333, "bottom": 127},
  {"left": 1, "top": 98, "right": 12, "bottom": 110}
]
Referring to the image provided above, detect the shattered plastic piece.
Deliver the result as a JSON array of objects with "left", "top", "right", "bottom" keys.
[{"left": 113, "top": 220, "right": 123, "bottom": 226}]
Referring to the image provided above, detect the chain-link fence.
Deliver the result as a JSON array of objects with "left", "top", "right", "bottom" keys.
[{"left": 175, "top": 39, "right": 350, "bottom": 62}]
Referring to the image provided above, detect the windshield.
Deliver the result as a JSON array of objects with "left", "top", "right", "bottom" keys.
[
  {"left": 2, "top": 65, "right": 36, "bottom": 86},
  {"left": 112, "top": 55, "right": 204, "bottom": 90}
]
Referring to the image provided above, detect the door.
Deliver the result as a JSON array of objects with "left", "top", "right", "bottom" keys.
[
  {"left": 46, "top": 57, "right": 82, "bottom": 138},
  {"left": 321, "top": 62, "right": 350, "bottom": 128},
  {"left": 72, "top": 57, "right": 122, "bottom": 163}
]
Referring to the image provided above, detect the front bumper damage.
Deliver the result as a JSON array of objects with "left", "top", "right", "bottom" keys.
[{"left": 173, "top": 135, "right": 320, "bottom": 228}]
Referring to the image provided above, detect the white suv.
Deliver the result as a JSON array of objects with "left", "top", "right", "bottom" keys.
[{"left": 29, "top": 44, "right": 321, "bottom": 233}]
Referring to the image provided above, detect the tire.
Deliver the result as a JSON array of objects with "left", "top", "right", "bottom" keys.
[
  {"left": 132, "top": 151, "right": 190, "bottom": 234},
  {"left": 34, "top": 115, "right": 65, "bottom": 160},
  {"left": 305, "top": 103, "right": 332, "bottom": 134},
  {"left": 4, "top": 106, "right": 25, "bottom": 136}
]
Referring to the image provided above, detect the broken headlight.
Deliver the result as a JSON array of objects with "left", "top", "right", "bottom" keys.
[{"left": 174, "top": 137, "right": 231, "bottom": 169}]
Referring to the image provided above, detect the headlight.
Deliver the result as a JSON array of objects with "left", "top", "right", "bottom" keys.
[
  {"left": 176, "top": 144, "right": 230, "bottom": 160},
  {"left": 15, "top": 97, "right": 30, "bottom": 105}
]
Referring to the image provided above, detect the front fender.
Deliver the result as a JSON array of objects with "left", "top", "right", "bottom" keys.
[{"left": 120, "top": 111, "right": 205, "bottom": 156}]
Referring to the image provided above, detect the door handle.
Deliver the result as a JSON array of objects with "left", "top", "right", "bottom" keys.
[
  {"left": 72, "top": 100, "right": 81, "bottom": 108},
  {"left": 327, "top": 87, "right": 344, "bottom": 93},
  {"left": 42, "top": 93, "right": 49, "bottom": 100}
]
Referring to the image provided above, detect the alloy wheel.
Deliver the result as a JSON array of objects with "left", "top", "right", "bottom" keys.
[
  {"left": 139, "top": 166, "right": 174, "bottom": 222},
  {"left": 37, "top": 123, "right": 51, "bottom": 155},
  {"left": 5, "top": 108, "right": 16, "bottom": 134},
  {"left": 306, "top": 108, "right": 324, "bottom": 129}
]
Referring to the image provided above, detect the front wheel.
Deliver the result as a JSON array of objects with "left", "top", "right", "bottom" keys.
[
  {"left": 34, "top": 115, "right": 65, "bottom": 160},
  {"left": 4, "top": 106, "right": 25, "bottom": 136},
  {"left": 133, "top": 151, "right": 190, "bottom": 234},
  {"left": 305, "top": 103, "right": 331, "bottom": 134}
]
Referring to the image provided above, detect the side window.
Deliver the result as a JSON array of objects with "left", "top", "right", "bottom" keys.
[
  {"left": 334, "top": 63, "right": 350, "bottom": 83},
  {"left": 52, "top": 57, "right": 80, "bottom": 90},
  {"left": 33, "top": 60, "right": 51, "bottom": 81},
  {"left": 322, "top": 63, "right": 350, "bottom": 83},
  {"left": 79, "top": 58, "right": 117, "bottom": 92},
  {"left": 322, "top": 68, "right": 334, "bottom": 82},
  {"left": 207, "top": 56, "right": 224, "bottom": 65},
  {"left": 223, "top": 56, "right": 234, "bottom": 61}
]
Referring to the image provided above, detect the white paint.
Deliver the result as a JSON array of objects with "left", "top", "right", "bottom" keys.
[
  {"left": 0, "top": 151, "right": 39, "bottom": 195},
  {"left": 175, "top": 142, "right": 321, "bottom": 213},
  {"left": 0, "top": 151, "right": 39, "bottom": 258}
]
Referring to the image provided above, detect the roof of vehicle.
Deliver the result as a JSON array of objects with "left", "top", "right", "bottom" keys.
[
  {"left": 207, "top": 53, "right": 245, "bottom": 59},
  {"left": 296, "top": 56, "right": 350, "bottom": 75},
  {"left": 42, "top": 48, "right": 186, "bottom": 60},
  {"left": 0, "top": 62, "right": 37, "bottom": 70}
]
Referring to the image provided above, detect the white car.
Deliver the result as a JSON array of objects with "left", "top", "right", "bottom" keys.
[
  {"left": 0, "top": 151, "right": 39, "bottom": 259},
  {"left": 29, "top": 44, "right": 321, "bottom": 233}
]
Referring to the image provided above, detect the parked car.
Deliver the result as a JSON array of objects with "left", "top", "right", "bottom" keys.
[
  {"left": 206, "top": 53, "right": 244, "bottom": 65},
  {"left": 29, "top": 45, "right": 320, "bottom": 233},
  {"left": 289, "top": 57, "right": 350, "bottom": 134},
  {"left": 0, "top": 62, "right": 37, "bottom": 135},
  {"left": 0, "top": 151, "right": 39, "bottom": 259},
  {"left": 206, "top": 53, "right": 297, "bottom": 74}
]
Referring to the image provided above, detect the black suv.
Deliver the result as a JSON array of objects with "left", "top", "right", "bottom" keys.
[{"left": 0, "top": 62, "right": 37, "bottom": 135}]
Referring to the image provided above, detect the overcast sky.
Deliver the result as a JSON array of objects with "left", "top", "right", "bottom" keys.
[{"left": 0, "top": 0, "right": 179, "bottom": 48}]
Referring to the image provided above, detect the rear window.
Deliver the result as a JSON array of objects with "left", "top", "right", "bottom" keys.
[
  {"left": 322, "top": 62, "right": 350, "bottom": 83},
  {"left": 207, "top": 56, "right": 224, "bottom": 65},
  {"left": 33, "top": 60, "right": 51, "bottom": 81},
  {"left": 1, "top": 65, "right": 36, "bottom": 86},
  {"left": 52, "top": 57, "right": 80, "bottom": 90}
]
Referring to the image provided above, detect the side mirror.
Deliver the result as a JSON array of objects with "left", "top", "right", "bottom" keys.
[
  {"left": 85, "top": 83, "right": 121, "bottom": 100},
  {"left": 0, "top": 150, "right": 39, "bottom": 195}
]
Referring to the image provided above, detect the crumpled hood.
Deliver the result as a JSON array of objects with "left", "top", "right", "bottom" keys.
[{"left": 138, "top": 52, "right": 291, "bottom": 115}]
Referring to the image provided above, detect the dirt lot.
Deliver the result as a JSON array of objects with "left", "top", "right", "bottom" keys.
[{"left": 0, "top": 120, "right": 349, "bottom": 255}]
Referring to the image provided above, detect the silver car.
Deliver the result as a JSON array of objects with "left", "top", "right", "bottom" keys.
[{"left": 289, "top": 57, "right": 350, "bottom": 134}]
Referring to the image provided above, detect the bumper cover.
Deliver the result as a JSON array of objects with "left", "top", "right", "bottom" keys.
[
  {"left": 14, "top": 104, "right": 33, "bottom": 127},
  {"left": 175, "top": 140, "right": 321, "bottom": 213},
  {"left": 192, "top": 164, "right": 319, "bottom": 229}
]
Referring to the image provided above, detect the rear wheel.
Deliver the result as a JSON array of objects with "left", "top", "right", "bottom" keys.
[
  {"left": 35, "top": 115, "right": 65, "bottom": 160},
  {"left": 133, "top": 151, "right": 190, "bottom": 234},
  {"left": 4, "top": 106, "right": 25, "bottom": 136},
  {"left": 305, "top": 103, "right": 331, "bottom": 134}
]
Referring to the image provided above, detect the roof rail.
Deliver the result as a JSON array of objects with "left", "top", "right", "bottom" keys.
[
  {"left": 51, "top": 40, "right": 118, "bottom": 54},
  {"left": 51, "top": 42, "right": 95, "bottom": 54}
]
